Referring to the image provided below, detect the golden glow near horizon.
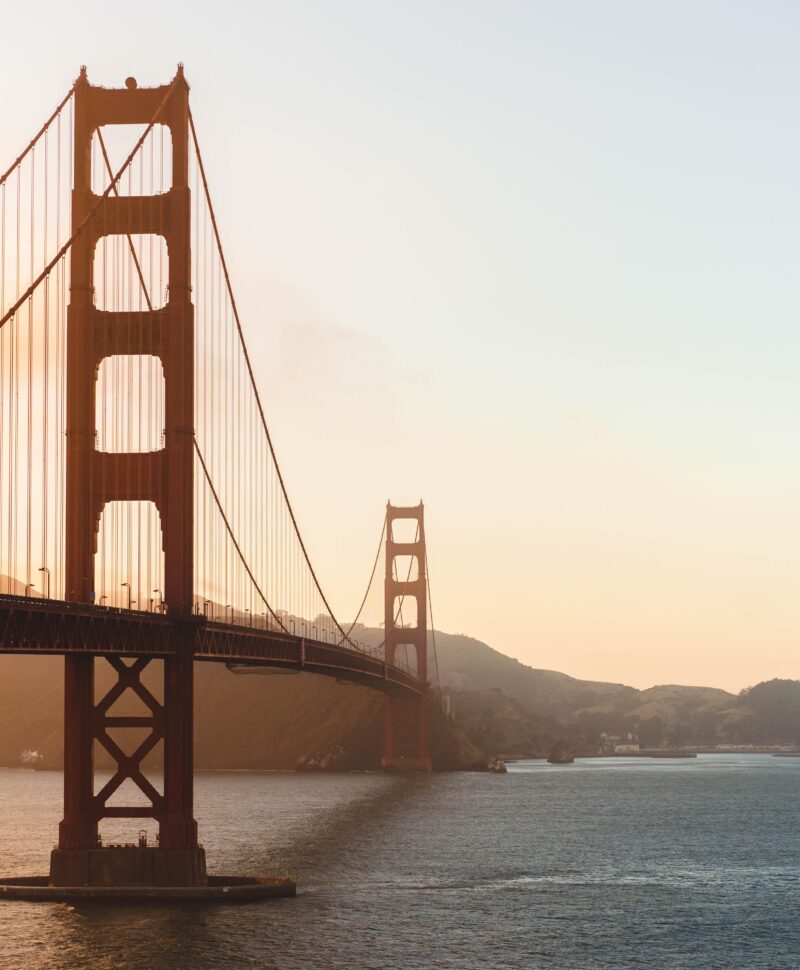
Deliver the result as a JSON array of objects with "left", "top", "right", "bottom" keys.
[{"left": 3, "top": 2, "right": 800, "bottom": 692}]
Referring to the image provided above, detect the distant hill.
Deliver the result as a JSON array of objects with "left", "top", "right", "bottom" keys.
[
  {"left": 432, "top": 631, "right": 737, "bottom": 735},
  {"left": 449, "top": 687, "right": 562, "bottom": 758},
  {"left": 431, "top": 632, "right": 800, "bottom": 750},
  {"left": 0, "top": 575, "right": 30, "bottom": 596},
  {"left": 433, "top": 631, "right": 639, "bottom": 718},
  {"left": 0, "top": 654, "right": 484, "bottom": 771},
  {"left": 1, "top": 615, "right": 798, "bottom": 769}
]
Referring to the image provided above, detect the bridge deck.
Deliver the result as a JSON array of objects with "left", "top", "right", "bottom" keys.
[{"left": 0, "top": 595, "right": 422, "bottom": 696}]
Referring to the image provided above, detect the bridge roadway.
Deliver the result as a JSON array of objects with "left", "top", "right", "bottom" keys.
[{"left": 0, "top": 594, "right": 422, "bottom": 696}]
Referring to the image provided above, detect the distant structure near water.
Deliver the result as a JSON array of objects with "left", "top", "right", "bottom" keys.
[{"left": 600, "top": 732, "right": 641, "bottom": 754}]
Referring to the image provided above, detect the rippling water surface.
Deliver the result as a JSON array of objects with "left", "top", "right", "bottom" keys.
[{"left": 0, "top": 754, "right": 798, "bottom": 969}]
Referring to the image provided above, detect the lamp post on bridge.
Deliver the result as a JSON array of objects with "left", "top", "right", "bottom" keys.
[
  {"left": 120, "top": 582, "right": 131, "bottom": 610},
  {"left": 38, "top": 566, "right": 50, "bottom": 599}
]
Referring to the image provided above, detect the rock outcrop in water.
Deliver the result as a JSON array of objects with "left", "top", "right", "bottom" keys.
[
  {"left": 295, "top": 745, "right": 346, "bottom": 771},
  {"left": 547, "top": 739, "right": 574, "bottom": 764}
]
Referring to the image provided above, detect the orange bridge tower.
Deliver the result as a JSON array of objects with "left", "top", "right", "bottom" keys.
[
  {"left": 383, "top": 502, "right": 432, "bottom": 771},
  {"left": 53, "top": 67, "right": 203, "bottom": 888}
]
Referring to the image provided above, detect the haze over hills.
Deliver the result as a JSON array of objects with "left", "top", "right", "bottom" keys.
[
  {"left": 433, "top": 631, "right": 639, "bottom": 717},
  {"left": 2, "top": 600, "right": 799, "bottom": 769},
  {"left": 431, "top": 632, "right": 800, "bottom": 753},
  {"left": 0, "top": 575, "right": 28, "bottom": 596}
]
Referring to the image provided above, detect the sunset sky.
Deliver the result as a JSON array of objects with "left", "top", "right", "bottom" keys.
[{"left": 4, "top": 1, "right": 800, "bottom": 691}]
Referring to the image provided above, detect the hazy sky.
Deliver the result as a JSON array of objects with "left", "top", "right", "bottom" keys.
[{"left": 4, "top": 1, "right": 800, "bottom": 691}]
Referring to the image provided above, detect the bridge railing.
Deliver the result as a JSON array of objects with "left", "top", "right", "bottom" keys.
[{"left": 0, "top": 594, "right": 422, "bottom": 693}]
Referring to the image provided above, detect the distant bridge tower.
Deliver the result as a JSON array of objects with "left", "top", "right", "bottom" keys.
[
  {"left": 383, "top": 503, "right": 431, "bottom": 771},
  {"left": 54, "top": 67, "right": 203, "bottom": 887}
]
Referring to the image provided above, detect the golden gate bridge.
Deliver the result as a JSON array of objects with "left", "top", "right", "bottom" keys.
[{"left": 0, "top": 66, "right": 437, "bottom": 897}]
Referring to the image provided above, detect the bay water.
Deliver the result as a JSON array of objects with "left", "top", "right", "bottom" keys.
[{"left": 0, "top": 754, "right": 797, "bottom": 969}]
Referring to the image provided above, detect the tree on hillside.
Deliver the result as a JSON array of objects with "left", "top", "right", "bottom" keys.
[
  {"left": 739, "top": 679, "right": 800, "bottom": 741},
  {"left": 637, "top": 717, "right": 665, "bottom": 748}
]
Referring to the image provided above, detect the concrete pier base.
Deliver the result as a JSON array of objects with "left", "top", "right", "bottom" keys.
[
  {"left": 0, "top": 844, "right": 295, "bottom": 902},
  {"left": 50, "top": 846, "right": 208, "bottom": 888},
  {"left": 0, "top": 874, "right": 296, "bottom": 903}
]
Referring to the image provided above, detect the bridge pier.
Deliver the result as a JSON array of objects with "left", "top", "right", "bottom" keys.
[
  {"left": 58, "top": 655, "right": 96, "bottom": 851},
  {"left": 51, "top": 644, "right": 206, "bottom": 889},
  {"left": 383, "top": 694, "right": 431, "bottom": 772},
  {"left": 382, "top": 503, "right": 432, "bottom": 772},
  {"left": 50, "top": 847, "right": 206, "bottom": 891},
  {"left": 160, "top": 642, "right": 200, "bottom": 851}
]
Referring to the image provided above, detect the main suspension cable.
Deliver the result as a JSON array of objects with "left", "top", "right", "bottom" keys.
[
  {"left": 425, "top": 546, "right": 442, "bottom": 697},
  {"left": 188, "top": 109, "right": 359, "bottom": 647},
  {"left": 193, "top": 439, "right": 288, "bottom": 633},
  {"left": 96, "top": 128, "right": 153, "bottom": 311},
  {"left": 0, "top": 82, "right": 76, "bottom": 187},
  {"left": 335, "top": 512, "right": 387, "bottom": 647},
  {"left": 0, "top": 77, "right": 179, "bottom": 331}
]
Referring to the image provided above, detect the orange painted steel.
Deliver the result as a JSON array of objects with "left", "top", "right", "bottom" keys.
[
  {"left": 61, "top": 68, "right": 197, "bottom": 856},
  {"left": 382, "top": 503, "right": 431, "bottom": 771},
  {"left": 0, "top": 596, "right": 423, "bottom": 695}
]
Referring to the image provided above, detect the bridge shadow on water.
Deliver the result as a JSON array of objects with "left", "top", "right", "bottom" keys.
[
  {"left": 34, "top": 771, "right": 438, "bottom": 970},
  {"left": 7, "top": 760, "right": 800, "bottom": 969}
]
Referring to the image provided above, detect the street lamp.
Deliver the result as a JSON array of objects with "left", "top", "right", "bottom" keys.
[
  {"left": 203, "top": 599, "right": 210, "bottom": 619},
  {"left": 225, "top": 604, "right": 232, "bottom": 624},
  {"left": 24, "top": 582, "right": 35, "bottom": 598},
  {"left": 120, "top": 582, "right": 131, "bottom": 610},
  {"left": 38, "top": 567, "right": 50, "bottom": 599},
  {"left": 153, "top": 588, "right": 162, "bottom": 612}
]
